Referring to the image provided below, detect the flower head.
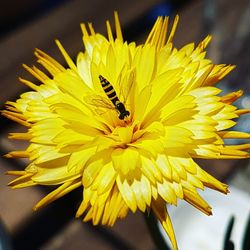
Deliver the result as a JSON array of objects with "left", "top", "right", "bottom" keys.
[{"left": 3, "top": 12, "right": 250, "bottom": 249}]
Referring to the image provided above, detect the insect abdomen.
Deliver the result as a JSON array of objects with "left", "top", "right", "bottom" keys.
[
  {"left": 99, "top": 75, "right": 119, "bottom": 105},
  {"left": 99, "top": 75, "right": 130, "bottom": 120}
]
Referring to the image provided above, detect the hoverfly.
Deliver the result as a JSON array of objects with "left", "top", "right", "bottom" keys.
[{"left": 98, "top": 75, "right": 130, "bottom": 120}]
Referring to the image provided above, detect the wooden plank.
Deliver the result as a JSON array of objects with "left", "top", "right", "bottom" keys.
[{"left": 0, "top": 158, "right": 44, "bottom": 232}]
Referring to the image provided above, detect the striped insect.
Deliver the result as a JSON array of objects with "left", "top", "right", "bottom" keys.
[{"left": 99, "top": 75, "right": 130, "bottom": 120}]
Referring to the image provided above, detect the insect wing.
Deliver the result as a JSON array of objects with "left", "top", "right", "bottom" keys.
[
  {"left": 117, "top": 70, "right": 135, "bottom": 105},
  {"left": 84, "top": 94, "right": 115, "bottom": 115}
]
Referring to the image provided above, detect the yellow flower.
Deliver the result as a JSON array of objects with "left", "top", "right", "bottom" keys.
[{"left": 2, "top": 12, "right": 250, "bottom": 249}]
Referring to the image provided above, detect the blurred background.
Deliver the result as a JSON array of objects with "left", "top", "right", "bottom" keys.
[{"left": 0, "top": 0, "right": 249, "bottom": 249}]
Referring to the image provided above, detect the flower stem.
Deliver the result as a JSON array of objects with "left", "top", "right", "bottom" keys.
[{"left": 144, "top": 211, "right": 171, "bottom": 250}]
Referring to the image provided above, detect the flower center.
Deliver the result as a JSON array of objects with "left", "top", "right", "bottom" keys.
[{"left": 107, "top": 122, "right": 141, "bottom": 148}]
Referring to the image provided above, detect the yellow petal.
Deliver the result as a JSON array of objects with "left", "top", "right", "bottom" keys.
[
  {"left": 112, "top": 147, "right": 140, "bottom": 175},
  {"left": 116, "top": 175, "right": 137, "bottom": 212},
  {"left": 152, "top": 198, "right": 178, "bottom": 250}
]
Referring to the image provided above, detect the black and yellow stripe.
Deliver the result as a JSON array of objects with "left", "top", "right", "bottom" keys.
[
  {"left": 99, "top": 75, "right": 130, "bottom": 120},
  {"left": 99, "top": 75, "right": 119, "bottom": 106}
]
